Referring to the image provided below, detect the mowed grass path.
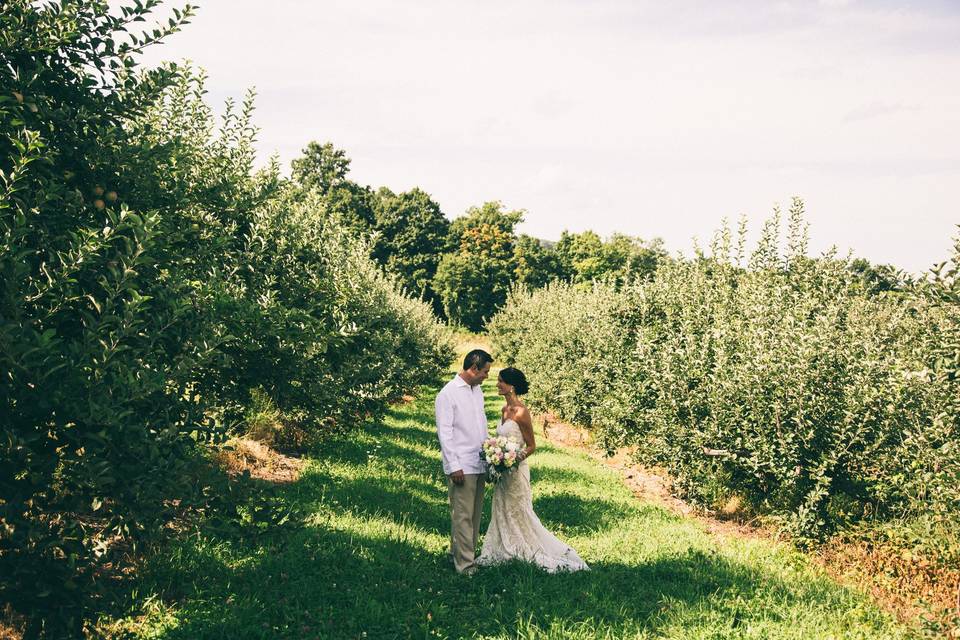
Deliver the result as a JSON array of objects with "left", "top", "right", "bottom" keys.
[{"left": 102, "top": 378, "right": 913, "bottom": 639}]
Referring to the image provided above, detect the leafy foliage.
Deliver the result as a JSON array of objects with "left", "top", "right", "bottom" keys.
[
  {"left": 555, "top": 230, "right": 667, "bottom": 285},
  {"left": 0, "top": 3, "right": 451, "bottom": 635},
  {"left": 372, "top": 186, "right": 450, "bottom": 306},
  {"left": 1, "top": 3, "right": 202, "bottom": 636},
  {"left": 513, "top": 234, "right": 562, "bottom": 290},
  {"left": 285, "top": 144, "right": 674, "bottom": 327},
  {"left": 290, "top": 140, "right": 351, "bottom": 194},
  {"left": 848, "top": 257, "right": 912, "bottom": 295},
  {"left": 434, "top": 202, "right": 523, "bottom": 331},
  {"left": 289, "top": 141, "right": 378, "bottom": 236},
  {"left": 435, "top": 204, "right": 669, "bottom": 330},
  {"left": 289, "top": 142, "right": 452, "bottom": 311},
  {"left": 491, "top": 201, "right": 960, "bottom": 557}
]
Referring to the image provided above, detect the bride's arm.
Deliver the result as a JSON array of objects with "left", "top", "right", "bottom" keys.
[{"left": 514, "top": 408, "right": 536, "bottom": 460}]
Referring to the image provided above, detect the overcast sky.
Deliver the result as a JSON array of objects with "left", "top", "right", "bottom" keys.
[{"left": 138, "top": 0, "right": 960, "bottom": 274}]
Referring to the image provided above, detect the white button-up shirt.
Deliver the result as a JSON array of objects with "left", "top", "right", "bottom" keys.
[{"left": 435, "top": 373, "right": 489, "bottom": 475}]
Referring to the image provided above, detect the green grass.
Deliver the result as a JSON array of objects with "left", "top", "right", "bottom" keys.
[{"left": 99, "top": 378, "right": 914, "bottom": 639}]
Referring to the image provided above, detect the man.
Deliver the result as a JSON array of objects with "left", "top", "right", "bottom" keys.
[{"left": 435, "top": 349, "right": 493, "bottom": 575}]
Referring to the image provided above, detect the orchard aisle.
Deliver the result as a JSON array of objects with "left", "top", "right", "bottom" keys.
[{"left": 101, "top": 380, "right": 912, "bottom": 639}]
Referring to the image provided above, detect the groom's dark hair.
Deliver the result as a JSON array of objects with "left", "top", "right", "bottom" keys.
[{"left": 463, "top": 349, "right": 493, "bottom": 371}]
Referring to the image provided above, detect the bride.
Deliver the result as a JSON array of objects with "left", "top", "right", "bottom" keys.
[{"left": 477, "top": 367, "right": 589, "bottom": 573}]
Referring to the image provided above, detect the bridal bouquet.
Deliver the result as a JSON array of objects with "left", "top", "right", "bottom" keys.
[{"left": 480, "top": 435, "right": 524, "bottom": 482}]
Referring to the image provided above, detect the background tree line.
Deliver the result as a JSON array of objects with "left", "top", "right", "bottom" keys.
[
  {"left": 291, "top": 140, "right": 913, "bottom": 332},
  {"left": 288, "top": 141, "right": 670, "bottom": 331}
]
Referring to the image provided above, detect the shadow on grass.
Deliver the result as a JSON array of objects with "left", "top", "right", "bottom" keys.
[
  {"left": 296, "top": 464, "right": 639, "bottom": 543},
  {"left": 297, "top": 468, "right": 453, "bottom": 535},
  {"left": 532, "top": 465, "right": 600, "bottom": 487},
  {"left": 106, "top": 391, "right": 899, "bottom": 639},
  {"left": 532, "top": 492, "right": 638, "bottom": 536},
  {"left": 371, "top": 419, "right": 443, "bottom": 451},
  {"left": 135, "top": 514, "right": 817, "bottom": 640},
  {"left": 119, "top": 448, "right": 883, "bottom": 640},
  {"left": 312, "top": 423, "right": 440, "bottom": 472}
]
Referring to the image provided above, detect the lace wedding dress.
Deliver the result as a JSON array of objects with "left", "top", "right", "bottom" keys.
[{"left": 477, "top": 419, "right": 589, "bottom": 573}]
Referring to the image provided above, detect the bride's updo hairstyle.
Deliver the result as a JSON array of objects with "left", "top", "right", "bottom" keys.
[{"left": 499, "top": 367, "right": 530, "bottom": 395}]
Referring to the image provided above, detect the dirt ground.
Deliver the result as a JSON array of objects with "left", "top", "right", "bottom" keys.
[{"left": 215, "top": 437, "right": 306, "bottom": 483}]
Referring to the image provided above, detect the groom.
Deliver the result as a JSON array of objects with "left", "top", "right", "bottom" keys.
[{"left": 435, "top": 349, "right": 493, "bottom": 575}]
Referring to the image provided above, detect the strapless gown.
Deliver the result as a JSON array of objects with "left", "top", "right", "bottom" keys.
[{"left": 476, "top": 419, "right": 589, "bottom": 573}]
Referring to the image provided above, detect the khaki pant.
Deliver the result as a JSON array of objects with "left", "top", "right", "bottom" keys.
[{"left": 447, "top": 473, "right": 485, "bottom": 573}]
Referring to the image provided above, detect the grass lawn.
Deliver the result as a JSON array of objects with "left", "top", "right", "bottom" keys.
[{"left": 98, "top": 376, "right": 914, "bottom": 639}]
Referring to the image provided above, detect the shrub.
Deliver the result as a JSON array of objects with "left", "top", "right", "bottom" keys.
[
  {"left": 0, "top": 2, "right": 452, "bottom": 635},
  {"left": 1, "top": 4, "right": 208, "bottom": 635},
  {"left": 490, "top": 200, "right": 960, "bottom": 548}
]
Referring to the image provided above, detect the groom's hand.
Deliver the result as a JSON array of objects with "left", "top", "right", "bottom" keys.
[{"left": 449, "top": 470, "right": 465, "bottom": 485}]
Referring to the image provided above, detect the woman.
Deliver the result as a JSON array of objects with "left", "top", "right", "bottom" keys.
[{"left": 476, "top": 367, "right": 589, "bottom": 573}]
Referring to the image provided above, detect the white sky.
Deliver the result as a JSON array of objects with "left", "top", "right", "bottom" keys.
[{"left": 137, "top": 0, "right": 960, "bottom": 274}]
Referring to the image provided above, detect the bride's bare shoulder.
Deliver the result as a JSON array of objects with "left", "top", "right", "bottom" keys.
[{"left": 506, "top": 404, "right": 530, "bottom": 421}]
